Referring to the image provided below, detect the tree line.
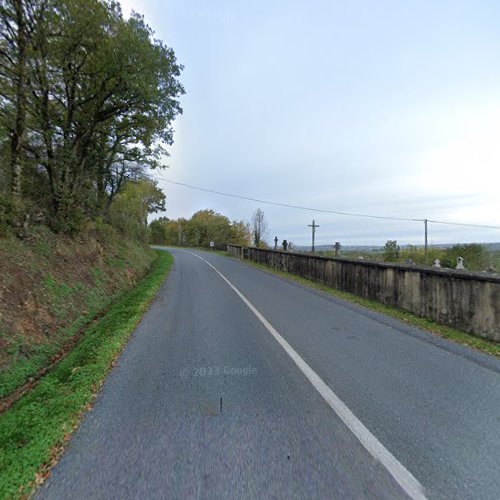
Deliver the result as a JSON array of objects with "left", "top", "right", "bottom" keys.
[
  {"left": 149, "top": 209, "right": 252, "bottom": 249},
  {"left": 0, "top": 0, "right": 184, "bottom": 235}
]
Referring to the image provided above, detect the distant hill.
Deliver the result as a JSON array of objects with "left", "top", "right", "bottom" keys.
[
  {"left": 293, "top": 244, "right": 382, "bottom": 252},
  {"left": 292, "top": 242, "right": 500, "bottom": 252}
]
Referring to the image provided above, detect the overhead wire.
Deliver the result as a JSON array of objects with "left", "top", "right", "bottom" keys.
[{"left": 151, "top": 176, "right": 500, "bottom": 231}]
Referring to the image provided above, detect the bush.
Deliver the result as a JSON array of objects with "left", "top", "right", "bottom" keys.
[
  {"left": 82, "top": 218, "right": 119, "bottom": 247},
  {"left": 442, "top": 244, "right": 491, "bottom": 270}
]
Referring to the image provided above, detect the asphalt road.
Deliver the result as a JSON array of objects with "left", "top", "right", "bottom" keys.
[{"left": 38, "top": 249, "right": 500, "bottom": 499}]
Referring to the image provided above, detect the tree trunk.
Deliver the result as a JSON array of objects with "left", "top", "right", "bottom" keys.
[{"left": 10, "top": 0, "right": 27, "bottom": 204}]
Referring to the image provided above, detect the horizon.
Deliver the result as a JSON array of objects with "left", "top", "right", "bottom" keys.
[{"left": 120, "top": 0, "right": 500, "bottom": 246}]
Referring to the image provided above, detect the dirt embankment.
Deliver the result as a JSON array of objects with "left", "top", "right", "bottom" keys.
[{"left": 0, "top": 225, "right": 156, "bottom": 399}]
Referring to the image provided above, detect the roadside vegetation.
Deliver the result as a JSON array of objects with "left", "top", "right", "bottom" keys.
[
  {"left": 0, "top": 0, "right": 183, "bottom": 398},
  {"left": 0, "top": 0, "right": 184, "bottom": 234},
  {"left": 0, "top": 224, "right": 156, "bottom": 401},
  {"left": 0, "top": 250, "right": 173, "bottom": 498},
  {"left": 150, "top": 207, "right": 273, "bottom": 250},
  {"left": 314, "top": 241, "right": 500, "bottom": 272},
  {"left": 149, "top": 209, "right": 252, "bottom": 250},
  {"left": 0, "top": 2, "right": 183, "bottom": 494}
]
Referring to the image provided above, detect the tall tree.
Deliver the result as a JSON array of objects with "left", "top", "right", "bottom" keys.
[
  {"left": 0, "top": 0, "right": 35, "bottom": 205},
  {"left": 108, "top": 178, "right": 165, "bottom": 240},
  {"left": 251, "top": 208, "right": 268, "bottom": 247},
  {"left": 0, "top": 0, "right": 184, "bottom": 233}
]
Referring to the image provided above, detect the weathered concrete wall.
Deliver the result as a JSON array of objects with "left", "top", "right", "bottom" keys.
[
  {"left": 227, "top": 244, "right": 500, "bottom": 342},
  {"left": 227, "top": 244, "right": 243, "bottom": 259}
]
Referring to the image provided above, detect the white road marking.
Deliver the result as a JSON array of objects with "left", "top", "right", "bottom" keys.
[{"left": 186, "top": 250, "right": 427, "bottom": 500}]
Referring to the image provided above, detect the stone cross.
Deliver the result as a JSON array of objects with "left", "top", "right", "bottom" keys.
[
  {"left": 274, "top": 236, "right": 278, "bottom": 250},
  {"left": 456, "top": 256, "right": 464, "bottom": 269},
  {"left": 282, "top": 240, "right": 288, "bottom": 251},
  {"left": 433, "top": 259, "right": 441, "bottom": 268}
]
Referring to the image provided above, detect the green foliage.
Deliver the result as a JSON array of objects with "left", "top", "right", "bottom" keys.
[
  {"left": 0, "top": 0, "right": 184, "bottom": 234},
  {"left": 84, "top": 217, "right": 119, "bottom": 247},
  {"left": 149, "top": 216, "right": 170, "bottom": 244},
  {"left": 108, "top": 178, "right": 165, "bottom": 242},
  {"left": 399, "top": 243, "right": 494, "bottom": 270},
  {"left": 383, "top": 240, "right": 400, "bottom": 262},
  {"left": 320, "top": 242, "right": 497, "bottom": 272},
  {"left": 0, "top": 251, "right": 173, "bottom": 498},
  {"left": 0, "top": 224, "right": 156, "bottom": 398},
  {"left": 441, "top": 244, "right": 491, "bottom": 270},
  {"left": 149, "top": 209, "right": 251, "bottom": 248}
]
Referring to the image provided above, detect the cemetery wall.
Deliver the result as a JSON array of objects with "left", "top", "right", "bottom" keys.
[{"left": 227, "top": 244, "right": 500, "bottom": 342}]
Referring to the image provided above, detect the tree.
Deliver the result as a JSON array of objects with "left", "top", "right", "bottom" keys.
[
  {"left": 0, "top": 0, "right": 40, "bottom": 210},
  {"left": 149, "top": 216, "right": 169, "bottom": 244},
  {"left": 383, "top": 240, "right": 400, "bottom": 262},
  {"left": 184, "top": 209, "right": 240, "bottom": 248},
  {"left": 251, "top": 208, "right": 268, "bottom": 247},
  {"left": 0, "top": 0, "right": 184, "bottom": 233},
  {"left": 108, "top": 178, "right": 165, "bottom": 240},
  {"left": 229, "top": 219, "right": 251, "bottom": 246},
  {"left": 147, "top": 210, "right": 251, "bottom": 248}
]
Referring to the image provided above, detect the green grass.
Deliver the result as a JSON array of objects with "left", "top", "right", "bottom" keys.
[
  {"left": 238, "top": 258, "right": 500, "bottom": 358},
  {"left": 0, "top": 300, "right": 114, "bottom": 400},
  {"left": 0, "top": 250, "right": 173, "bottom": 499},
  {"left": 0, "top": 228, "right": 156, "bottom": 399}
]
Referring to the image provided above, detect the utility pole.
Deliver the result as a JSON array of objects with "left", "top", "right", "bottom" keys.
[
  {"left": 424, "top": 219, "right": 428, "bottom": 266},
  {"left": 308, "top": 219, "right": 320, "bottom": 253}
]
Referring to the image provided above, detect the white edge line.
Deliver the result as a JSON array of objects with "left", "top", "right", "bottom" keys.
[{"left": 184, "top": 250, "right": 427, "bottom": 500}]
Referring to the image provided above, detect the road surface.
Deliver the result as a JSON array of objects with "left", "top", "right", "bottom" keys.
[{"left": 38, "top": 248, "right": 500, "bottom": 499}]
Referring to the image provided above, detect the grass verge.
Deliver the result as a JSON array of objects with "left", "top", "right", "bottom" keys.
[
  {"left": 0, "top": 250, "right": 173, "bottom": 499},
  {"left": 240, "top": 258, "right": 500, "bottom": 359},
  {"left": 1, "top": 226, "right": 156, "bottom": 399}
]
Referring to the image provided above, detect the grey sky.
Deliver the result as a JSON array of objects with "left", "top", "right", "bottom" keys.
[{"left": 121, "top": 0, "right": 500, "bottom": 246}]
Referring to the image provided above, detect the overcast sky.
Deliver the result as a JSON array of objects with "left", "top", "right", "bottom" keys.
[{"left": 120, "top": 0, "right": 500, "bottom": 246}]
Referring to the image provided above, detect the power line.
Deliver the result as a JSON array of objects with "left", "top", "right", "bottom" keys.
[
  {"left": 151, "top": 176, "right": 500, "bottom": 231},
  {"left": 152, "top": 177, "right": 419, "bottom": 222},
  {"left": 426, "top": 219, "right": 500, "bottom": 230}
]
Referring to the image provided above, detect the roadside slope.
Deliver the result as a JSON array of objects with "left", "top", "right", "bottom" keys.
[
  {"left": 0, "top": 225, "right": 155, "bottom": 400},
  {"left": 0, "top": 250, "right": 173, "bottom": 498}
]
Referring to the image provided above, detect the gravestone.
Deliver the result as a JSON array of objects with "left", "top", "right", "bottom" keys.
[{"left": 456, "top": 256, "right": 464, "bottom": 270}]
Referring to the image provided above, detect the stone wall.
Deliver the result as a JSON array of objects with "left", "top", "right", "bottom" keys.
[{"left": 227, "top": 244, "right": 500, "bottom": 342}]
